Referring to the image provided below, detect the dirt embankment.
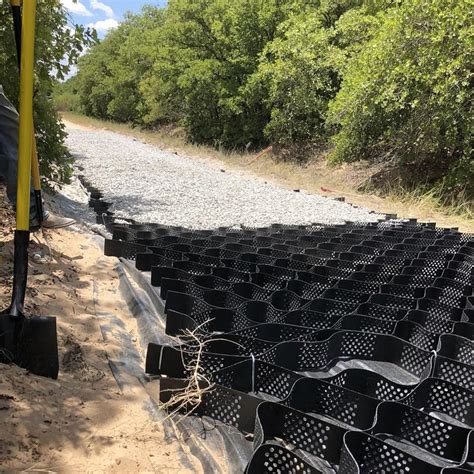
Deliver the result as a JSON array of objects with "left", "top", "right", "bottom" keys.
[{"left": 0, "top": 183, "right": 192, "bottom": 472}]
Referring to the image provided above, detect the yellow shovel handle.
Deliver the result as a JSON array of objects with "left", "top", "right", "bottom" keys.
[
  {"left": 10, "top": 0, "right": 42, "bottom": 193},
  {"left": 16, "top": 0, "right": 36, "bottom": 231}
]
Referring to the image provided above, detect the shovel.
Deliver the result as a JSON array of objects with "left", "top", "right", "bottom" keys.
[
  {"left": 10, "top": 0, "right": 44, "bottom": 225},
  {"left": 0, "top": 0, "right": 58, "bottom": 379}
]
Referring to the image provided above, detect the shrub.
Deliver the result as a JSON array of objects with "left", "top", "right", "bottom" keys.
[{"left": 328, "top": 0, "right": 473, "bottom": 198}]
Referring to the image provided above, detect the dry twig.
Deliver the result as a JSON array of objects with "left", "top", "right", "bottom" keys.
[{"left": 159, "top": 320, "right": 246, "bottom": 425}]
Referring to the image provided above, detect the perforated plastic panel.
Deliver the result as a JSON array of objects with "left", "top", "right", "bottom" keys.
[{"left": 105, "top": 218, "right": 472, "bottom": 471}]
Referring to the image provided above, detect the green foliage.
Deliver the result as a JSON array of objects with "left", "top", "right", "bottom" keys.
[
  {"left": 53, "top": 80, "right": 81, "bottom": 112},
  {"left": 251, "top": 0, "right": 388, "bottom": 150},
  {"left": 70, "top": 1, "right": 298, "bottom": 147},
  {"left": 328, "top": 0, "right": 473, "bottom": 198},
  {"left": 73, "top": 7, "right": 163, "bottom": 123},
  {"left": 0, "top": 1, "right": 94, "bottom": 184},
  {"left": 66, "top": 0, "right": 472, "bottom": 201},
  {"left": 251, "top": 14, "right": 336, "bottom": 149}
]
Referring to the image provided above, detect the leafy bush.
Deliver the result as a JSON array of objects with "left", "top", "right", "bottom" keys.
[
  {"left": 328, "top": 0, "right": 473, "bottom": 198},
  {"left": 53, "top": 80, "right": 81, "bottom": 112},
  {"left": 0, "top": 1, "right": 94, "bottom": 184},
  {"left": 137, "top": 0, "right": 293, "bottom": 148},
  {"left": 73, "top": 7, "right": 163, "bottom": 124}
]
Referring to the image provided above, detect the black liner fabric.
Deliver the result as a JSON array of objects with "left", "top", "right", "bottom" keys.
[{"left": 104, "top": 218, "right": 473, "bottom": 472}]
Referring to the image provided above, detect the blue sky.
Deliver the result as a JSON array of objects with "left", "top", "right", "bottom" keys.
[{"left": 61, "top": 0, "right": 167, "bottom": 36}]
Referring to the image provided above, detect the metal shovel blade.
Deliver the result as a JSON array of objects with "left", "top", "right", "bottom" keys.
[
  {"left": 0, "top": 313, "right": 59, "bottom": 379},
  {"left": 0, "top": 231, "right": 59, "bottom": 379}
]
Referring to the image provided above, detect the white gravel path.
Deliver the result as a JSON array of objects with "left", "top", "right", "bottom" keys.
[{"left": 66, "top": 125, "right": 383, "bottom": 229}]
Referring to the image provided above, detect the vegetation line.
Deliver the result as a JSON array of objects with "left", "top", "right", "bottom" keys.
[{"left": 55, "top": 0, "right": 472, "bottom": 210}]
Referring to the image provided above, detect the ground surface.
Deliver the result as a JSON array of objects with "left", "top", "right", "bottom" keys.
[
  {"left": 0, "top": 183, "right": 194, "bottom": 472},
  {"left": 65, "top": 122, "right": 382, "bottom": 228},
  {"left": 62, "top": 113, "right": 474, "bottom": 233},
  {"left": 1, "top": 115, "right": 468, "bottom": 471}
]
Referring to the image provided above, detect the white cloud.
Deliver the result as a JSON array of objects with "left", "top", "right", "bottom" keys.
[
  {"left": 61, "top": 0, "right": 93, "bottom": 17},
  {"left": 88, "top": 18, "right": 119, "bottom": 33},
  {"left": 90, "top": 0, "right": 114, "bottom": 18},
  {"left": 64, "top": 64, "right": 78, "bottom": 81}
]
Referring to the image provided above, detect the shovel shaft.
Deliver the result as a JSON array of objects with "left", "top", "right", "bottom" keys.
[
  {"left": 9, "top": 230, "right": 29, "bottom": 317},
  {"left": 11, "top": 0, "right": 43, "bottom": 225},
  {"left": 10, "top": 2, "right": 22, "bottom": 68},
  {"left": 16, "top": 0, "right": 37, "bottom": 231},
  {"left": 31, "top": 132, "right": 41, "bottom": 188},
  {"left": 34, "top": 189, "right": 43, "bottom": 223}
]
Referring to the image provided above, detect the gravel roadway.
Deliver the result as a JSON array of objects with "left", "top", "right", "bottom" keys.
[{"left": 66, "top": 124, "right": 383, "bottom": 228}]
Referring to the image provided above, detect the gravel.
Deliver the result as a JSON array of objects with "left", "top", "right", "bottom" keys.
[{"left": 66, "top": 126, "right": 384, "bottom": 229}]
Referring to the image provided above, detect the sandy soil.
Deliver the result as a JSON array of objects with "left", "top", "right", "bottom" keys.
[{"left": 0, "top": 183, "right": 194, "bottom": 472}]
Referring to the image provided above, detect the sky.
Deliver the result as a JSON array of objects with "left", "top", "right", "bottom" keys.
[
  {"left": 60, "top": 1, "right": 166, "bottom": 78},
  {"left": 61, "top": 0, "right": 167, "bottom": 36}
]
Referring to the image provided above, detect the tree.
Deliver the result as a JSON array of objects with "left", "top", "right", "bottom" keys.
[
  {"left": 247, "top": 0, "right": 386, "bottom": 154},
  {"left": 0, "top": 1, "right": 94, "bottom": 183},
  {"left": 73, "top": 7, "right": 164, "bottom": 124},
  {"left": 328, "top": 0, "right": 473, "bottom": 198},
  {"left": 141, "top": 0, "right": 292, "bottom": 148}
]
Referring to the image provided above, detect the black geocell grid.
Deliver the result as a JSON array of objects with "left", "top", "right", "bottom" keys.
[{"left": 102, "top": 217, "right": 474, "bottom": 473}]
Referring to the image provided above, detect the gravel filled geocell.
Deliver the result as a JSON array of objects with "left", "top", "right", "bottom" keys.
[{"left": 66, "top": 126, "right": 384, "bottom": 229}]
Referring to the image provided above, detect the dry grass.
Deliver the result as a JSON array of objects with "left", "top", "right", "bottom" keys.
[{"left": 61, "top": 112, "right": 474, "bottom": 233}]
